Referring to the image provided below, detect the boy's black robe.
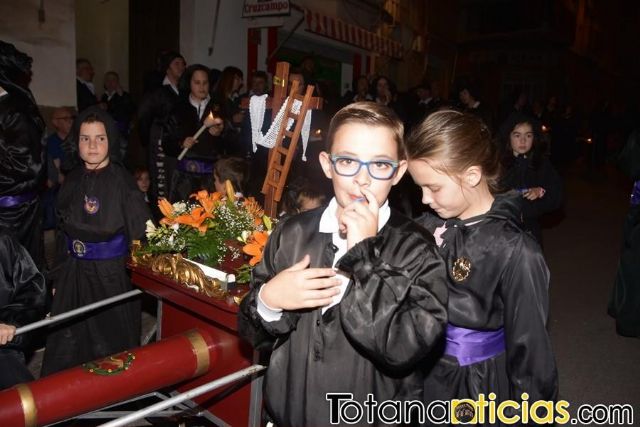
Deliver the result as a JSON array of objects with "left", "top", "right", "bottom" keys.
[
  {"left": 41, "top": 108, "right": 151, "bottom": 375},
  {"left": 239, "top": 208, "right": 448, "bottom": 427}
]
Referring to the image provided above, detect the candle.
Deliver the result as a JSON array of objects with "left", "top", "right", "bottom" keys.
[{"left": 177, "top": 112, "right": 218, "bottom": 160}]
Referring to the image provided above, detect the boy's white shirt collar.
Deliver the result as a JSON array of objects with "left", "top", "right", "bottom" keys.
[
  {"left": 257, "top": 196, "right": 391, "bottom": 322},
  {"left": 319, "top": 197, "right": 390, "bottom": 234}
]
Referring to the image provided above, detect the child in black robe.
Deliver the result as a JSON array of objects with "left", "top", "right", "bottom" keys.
[
  {"left": 162, "top": 64, "right": 225, "bottom": 202},
  {"left": 239, "top": 102, "right": 448, "bottom": 427},
  {"left": 499, "top": 113, "right": 563, "bottom": 244},
  {"left": 41, "top": 107, "right": 150, "bottom": 375},
  {"left": 407, "top": 110, "right": 558, "bottom": 425}
]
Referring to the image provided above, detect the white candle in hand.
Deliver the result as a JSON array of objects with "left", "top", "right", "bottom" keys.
[{"left": 177, "top": 112, "right": 217, "bottom": 160}]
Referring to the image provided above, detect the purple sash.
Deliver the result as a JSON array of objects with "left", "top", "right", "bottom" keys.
[
  {"left": 67, "top": 234, "right": 128, "bottom": 260},
  {"left": 444, "top": 324, "right": 506, "bottom": 366},
  {"left": 0, "top": 191, "right": 37, "bottom": 208},
  {"left": 177, "top": 158, "right": 213, "bottom": 174},
  {"left": 631, "top": 181, "right": 640, "bottom": 206}
]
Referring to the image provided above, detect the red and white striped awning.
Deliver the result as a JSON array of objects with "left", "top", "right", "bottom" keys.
[{"left": 303, "top": 9, "right": 403, "bottom": 59}]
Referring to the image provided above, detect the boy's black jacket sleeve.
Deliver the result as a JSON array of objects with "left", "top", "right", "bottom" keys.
[{"left": 337, "top": 215, "right": 448, "bottom": 372}]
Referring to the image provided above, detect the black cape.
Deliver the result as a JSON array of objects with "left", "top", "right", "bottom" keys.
[
  {"left": 500, "top": 154, "right": 563, "bottom": 243},
  {"left": 0, "top": 233, "right": 46, "bottom": 389},
  {"left": 239, "top": 207, "right": 448, "bottom": 427},
  {"left": 418, "top": 194, "right": 558, "bottom": 425},
  {"left": 41, "top": 109, "right": 150, "bottom": 375},
  {"left": 0, "top": 91, "right": 45, "bottom": 268}
]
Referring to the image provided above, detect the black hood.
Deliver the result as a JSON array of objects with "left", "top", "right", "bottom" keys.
[
  {"left": 62, "top": 106, "right": 123, "bottom": 170},
  {"left": 0, "top": 40, "right": 36, "bottom": 103},
  {"left": 484, "top": 191, "right": 524, "bottom": 225}
]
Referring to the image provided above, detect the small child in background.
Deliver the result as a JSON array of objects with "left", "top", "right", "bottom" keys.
[
  {"left": 133, "top": 167, "right": 161, "bottom": 222},
  {"left": 279, "top": 176, "right": 327, "bottom": 217},
  {"left": 499, "top": 112, "right": 563, "bottom": 244},
  {"left": 213, "top": 157, "right": 248, "bottom": 197}
]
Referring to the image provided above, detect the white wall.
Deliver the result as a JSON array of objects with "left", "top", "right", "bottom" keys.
[
  {"left": 0, "top": 0, "right": 76, "bottom": 107},
  {"left": 76, "top": 0, "right": 129, "bottom": 96},
  {"left": 180, "top": 0, "right": 248, "bottom": 74}
]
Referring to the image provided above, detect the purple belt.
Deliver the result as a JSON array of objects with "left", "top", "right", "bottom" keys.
[
  {"left": 67, "top": 234, "right": 128, "bottom": 260},
  {"left": 631, "top": 181, "right": 640, "bottom": 206},
  {"left": 0, "top": 191, "right": 37, "bottom": 208},
  {"left": 177, "top": 158, "right": 213, "bottom": 174},
  {"left": 444, "top": 324, "right": 506, "bottom": 366}
]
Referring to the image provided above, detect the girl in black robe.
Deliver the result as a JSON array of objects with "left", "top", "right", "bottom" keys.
[
  {"left": 41, "top": 107, "right": 150, "bottom": 375},
  {"left": 162, "top": 64, "right": 225, "bottom": 202},
  {"left": 498, "top": 113, "right": 563, "bottom": 244},
  {"left": 406, "top": 111, "right": 558, "bottom": 425}
]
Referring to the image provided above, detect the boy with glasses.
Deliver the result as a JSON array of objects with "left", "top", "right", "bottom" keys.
[{"left": 239, "top": 102, "right": 448, "bottom": 426}]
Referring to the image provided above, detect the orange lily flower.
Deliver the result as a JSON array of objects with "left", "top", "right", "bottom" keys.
[
  {"left": 158, "top": 198, "right": 176, "bottom": 225},
  {"left": 243, "top": 231, "right": 269, "bottom": 266},
  {"left": 191, "top": 190, "right": 222, "bottom": 214},
  {"left": 174, "top": 207, "right": 213, "bottom": 233}
]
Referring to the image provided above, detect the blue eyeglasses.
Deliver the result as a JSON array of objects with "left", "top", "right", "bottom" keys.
[{"left": 329, "top": 155, "right": 399, "bottom": 180}]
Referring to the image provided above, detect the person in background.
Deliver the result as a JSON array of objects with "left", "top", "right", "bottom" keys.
[
  {"left": 43, "top": 107, "right": 75, "bottom": 268},
  {"left": 101, "top": 71, "right": 135, "bottom": 157},
  {"left": 137, "top": 50, "right": 186, "bottom": 199},
  {"left": 0, "top": 40, "right": 46, "bottom": 269},
  {"left": 163, "top": 64, "right": 225, "bottom": 202},
  {"left": 133, "top": 166, "right": 161, "bottom": 223},
  {"left": 248, "top": 70, "right": 269, "bottom": 97},
  {"left": 0, "top": 232, "right": 47, "bottom": 390},
  {"left": 212, "top": 156, "right": 248, "bottom": 197},
  {"left": 76, "top": 58, "right": 98, "bottom": 112},
  {"left": 499, "top": 112, "right": 563, "bottom": 245}
]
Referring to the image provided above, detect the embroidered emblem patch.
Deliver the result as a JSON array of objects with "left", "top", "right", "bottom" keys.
[
  {"left": 84, "top": 195, "right": 100, "bottom": 215},
  {"left": 72, "top": 240, "right": 86, "bottom": 257},
  {"left": 83, "top": 352, "right": 135, "bottom": 376},
  {"left": 452, "top": 257, "right": 471, "bottom": 282}
]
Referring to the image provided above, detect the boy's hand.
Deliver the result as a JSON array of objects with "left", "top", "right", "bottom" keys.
[
  {"left": 339, "top": 188, "right": 379, "bottom": 249},
  {"left": 260, "top": 254, "right": 341, "bottom": 311},
  {"left": 0, "top": 323, "right": 16, "bottom": 345}
]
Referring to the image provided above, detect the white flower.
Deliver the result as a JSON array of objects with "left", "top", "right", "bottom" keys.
[
  {"left": 171, "top": 223, "right": 180, "bottom": 231},
  {"left": 173, "top": 202, "right": 187, "bottom": 214},
  {"left": 145, "top": 220, "right": 157, "bottom": 238}
]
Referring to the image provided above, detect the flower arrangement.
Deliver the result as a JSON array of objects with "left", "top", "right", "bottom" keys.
[{"left": 142, "top": 181, "right": 272, "bottom": 284}]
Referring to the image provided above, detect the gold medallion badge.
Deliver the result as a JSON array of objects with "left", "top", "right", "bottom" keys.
[{"left": 452, "top": 257, "right": 471, "bottom": 282}]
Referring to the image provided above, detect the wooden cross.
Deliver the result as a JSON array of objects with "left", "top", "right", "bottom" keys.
[{"left": 241, "top": 62, "right": 323, "bottom": 217}]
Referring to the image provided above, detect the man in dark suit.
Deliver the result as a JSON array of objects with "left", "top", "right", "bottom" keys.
[{"left": 76, "top": 58, "right": 98, "bottom": 112}]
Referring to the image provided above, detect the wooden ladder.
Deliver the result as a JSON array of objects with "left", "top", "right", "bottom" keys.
[{"left": 261, "top": 80, "right": 315, "bottom": 217}]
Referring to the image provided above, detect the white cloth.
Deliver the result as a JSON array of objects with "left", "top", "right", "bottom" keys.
[
  {"left": 162, "top": 75, "right": 179, "bottom": 95},
  {"left": 257, "top": 197, "right": 391, "bottom": 320},
  {"left": 189, "top": 94, "right": 211, "bottom": 120},
  {"left": 249, "top": 94, "right": 312, "bottom": 161}
]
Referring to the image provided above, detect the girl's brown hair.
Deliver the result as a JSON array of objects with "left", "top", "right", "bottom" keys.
[
  {"left": 325, "top": 101, "right": 405, "bottom": 159},
  {"left": 406, "top": 110, "right": 501, "bottom": 193}
]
